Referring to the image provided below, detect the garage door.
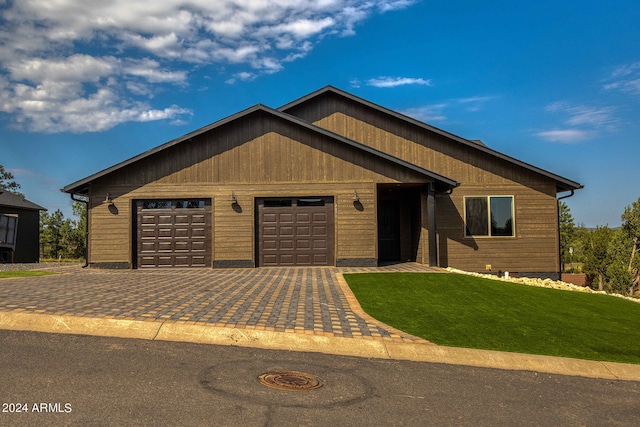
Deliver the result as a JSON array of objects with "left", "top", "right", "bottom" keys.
[
  {"left": 257, "top": 197, "right": 334, "bottom": 266},
  {"left": 136, "top": 200, "right": 211, "bottom": 268}
]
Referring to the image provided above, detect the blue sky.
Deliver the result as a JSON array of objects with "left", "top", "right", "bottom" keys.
[{"left": 1, "top": 0, "right": 638, "bottom": 227}]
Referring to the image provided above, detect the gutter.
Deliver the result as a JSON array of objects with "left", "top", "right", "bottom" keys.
[
  {"left": 557, "top": 189, "right": 575, "bottom": 201},
  {"left": 69, "top": 193, "right": 89, "bottom": 268}
]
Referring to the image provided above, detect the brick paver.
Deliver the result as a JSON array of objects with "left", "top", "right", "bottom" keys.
[{"left": 0, "top": 263, "right": 441, "bottom": 343}]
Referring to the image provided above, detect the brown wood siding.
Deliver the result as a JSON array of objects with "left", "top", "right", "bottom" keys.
[
  {"left": 98, "top": 111, "right": 427, "bottom": 187},
  {"left": 85, "top": 109, "right": 425, "bottom": 267},
  {"left": 287, "top": 93, "right": 561, "bottom": 273},
  {"left": 87, "top": 182, "right": 378, "bottom": 267},
  {"left": 88, "top": 195, "right": 132, "bottom": 264},
  {"left": 435, "top": 183, "right": 559, "bottom": 273}
]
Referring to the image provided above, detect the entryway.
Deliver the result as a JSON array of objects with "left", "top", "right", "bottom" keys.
[{"left": 377, "top": 185, "right": 422, "bottom": 263}]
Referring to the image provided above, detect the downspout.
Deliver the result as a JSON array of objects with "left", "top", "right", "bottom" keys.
[
  {"left": 556, "top": 190, "right": 576, "bottom": 279},
  {"left": 70, "top": 193, "right": 89, "bottom": 268}
]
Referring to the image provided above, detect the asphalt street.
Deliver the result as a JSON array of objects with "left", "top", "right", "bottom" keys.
[{"left": 1, "top": 330, "right": 639, "bottom": 427}]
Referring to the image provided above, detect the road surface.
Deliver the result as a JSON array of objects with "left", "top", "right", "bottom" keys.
[{"left": 1, "top": 330, "right": 638, "bottom": 426}]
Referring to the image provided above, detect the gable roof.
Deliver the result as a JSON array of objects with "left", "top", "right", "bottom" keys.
[
  {"left": 279, "top": 86, "right": 583, "bottom": 193},
  {"left": 0, "top": 190, "right": 46, "bottom": 211},
  {"left": 63, "top": 104, "right": 459, "bottom": 195}
]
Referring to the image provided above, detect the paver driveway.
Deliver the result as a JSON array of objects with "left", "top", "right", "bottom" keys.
[{"left": 0, "top": 264, "right": 440, "bottom": 342}]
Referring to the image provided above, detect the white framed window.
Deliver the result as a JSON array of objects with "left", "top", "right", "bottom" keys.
[{"left": 464, "top": 196, "right": 515, "bottom": 237}]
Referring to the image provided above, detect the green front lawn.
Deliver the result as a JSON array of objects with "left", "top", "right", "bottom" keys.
[
  {"left": 0, "top": 271, "right": 57, "bottom": 279},
  {"left": 344, "top": 272, "right": 640, "bottom": 364}
]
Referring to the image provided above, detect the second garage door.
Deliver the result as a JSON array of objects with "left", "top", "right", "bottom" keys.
[{"left": 257, "top": 197, "right": 334, "bottom": 267}]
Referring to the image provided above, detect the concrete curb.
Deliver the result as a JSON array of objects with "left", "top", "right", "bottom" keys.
[
  {"left": 0, "top": 311, "right": 161, "bottom": 340},
  {"left": 2, "top": 310, "right": 640, "bottom": 382}
]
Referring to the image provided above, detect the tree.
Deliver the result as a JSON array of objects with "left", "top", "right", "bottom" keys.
[
  {"left": 0, "top": 164, "right": 23, "bottom": 197},
  {"left": 559, "top": 201, "right": 576, "bottom": 270},
  {"left": 39, "top": 203, "right": 86, "bottom": 260},
  {"left": 620, "top": 197, "right": 640, "bottom": 295},
  {"left": 40, "top": 209, "right": 65, "bottom": 259},
  {"left": 606, "top": 229, "right": 634, "bottom": 294},
  {"left": 582, "top": 226, "right": 614, "bottom": 291},
  {"left": 65, "top": 201, "right": 86, "bottom": 259}
]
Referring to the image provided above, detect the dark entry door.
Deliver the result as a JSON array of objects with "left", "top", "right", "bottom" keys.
[
  {"left": 257, "top": 197, "right": 334, "bottom": 266},
  {"left": 378, "top": 200, "right": 401, "bottom": 261}
]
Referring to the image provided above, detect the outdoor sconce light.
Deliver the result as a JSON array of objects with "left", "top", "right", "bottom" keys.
[
  {"left": 103, "top": 193, "right": 114, "bottom": 205},
  {"left": 230, "top": 191, "right": 242, "bottom": 213},
  {"left": 352, "top": 191, "right": 364, "bottom": 211}
]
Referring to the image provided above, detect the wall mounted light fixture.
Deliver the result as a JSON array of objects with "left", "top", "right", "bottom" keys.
[
  {"left": 103, "top": 193, "right": 114, "bottom": 205},
  {"left": 351, "top": 191, "right": 360, "bottom": 202},
  {"left": 230, "top": 192, "right": 238, "bottom": 204}
]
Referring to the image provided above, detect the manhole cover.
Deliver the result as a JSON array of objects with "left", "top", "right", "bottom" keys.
[{"left": 258, "top": 371, "right": 323, "bottom": 391}]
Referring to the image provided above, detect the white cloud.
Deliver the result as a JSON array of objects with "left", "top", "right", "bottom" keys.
[
  {"left": 400, "top": 104, "right": 448, "bottom": 122},
  {"left": 396, "top": 95, "right": 494, "bottom": 123},
  {"left": 455, "top": 96, "right": 495, "bottom": 112},
  {"left": 367, "top": 77, "right": 433, "bottom": 88},
  {"left": 537, "top": 101, "right": 619, "bottom": 143},
  {"left": 536, "top": 129, "right": 592, "bottom": 143},
  {"left": 226, "top": 71, "right": 257, "bottom": 84},
  {"left": 263, "top": 17, "right": 336, "bottom": 39},
  {"left": 378, "top": 1, "right": 418, "bottom": 12},
  {"left": 123, "top": 59, "right": 188, "bottom": 84},
  {"left": 0, "top": 0, "right": 416, "bottom": 133},
  {"left": 604, "top": 62, "right": 640, "bottom": 95},
  {"left": 8, "top": 55, "right": 116, "bottom": 83},
  {"left": 545, "top": 102, "right": 617, "bottom": 129}
]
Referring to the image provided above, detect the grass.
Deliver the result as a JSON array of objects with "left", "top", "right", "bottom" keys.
[
  {"left": 0, "top": 271, "right": 57, "bottom": 279},
  {"left": 39, "top": 258, "right": 84, "bottom": 263},
  {"left": 344, "top": 272, "right": 640, "bottom": 365}
]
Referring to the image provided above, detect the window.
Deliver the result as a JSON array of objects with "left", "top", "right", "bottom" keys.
[
  {"left": 464, "top": 196, "right": 514, "bottom": 237},
  {"left": 264, "top": 199, "right": 292, "bottom": 208},
  {"left": 175, "top": 200, "right": 205, "bottom": 209},
  {"left": 141, "top": 200, "right": 207, "bottom": 210},
  {"left": 297, "top": 198, "right": 325, "bottom": 207},
  {"left": 142, "top": 201, "right": 171, "bottom": 209}
]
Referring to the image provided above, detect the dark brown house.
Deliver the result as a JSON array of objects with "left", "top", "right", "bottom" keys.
[
  {"left": 0, "top": 190, "right": 46, "bottom": 263},
  {"left": 63, "top": 86, "right": 582, "bottom": 278}
]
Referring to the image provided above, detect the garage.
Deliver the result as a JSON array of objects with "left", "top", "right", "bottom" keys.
[
  {"left": 257, "top": 197, "right": 334, "bottom": 266},
  {"left": 136, "top": 200, "right": 211, "bottom": 268}
]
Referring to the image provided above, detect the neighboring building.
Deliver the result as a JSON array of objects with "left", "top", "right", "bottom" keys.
[
  {"left": 63, "top": 86, "right": 582, "bottom": 278},
  {"left": 0, "top": 190, "right": 46, "bottom": 263}
]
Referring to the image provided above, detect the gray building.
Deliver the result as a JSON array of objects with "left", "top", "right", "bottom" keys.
[{"left": 0, "top": 190, "right": 46, "bottom": 263}]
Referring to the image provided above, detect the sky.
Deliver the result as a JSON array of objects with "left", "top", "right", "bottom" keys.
[{"left": 1, "top": 0, "right": 639, "bottom": 227}]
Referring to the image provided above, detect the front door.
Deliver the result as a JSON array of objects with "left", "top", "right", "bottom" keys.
[{"left": 378, "top": 200, "right": 401, "bottom": 261}]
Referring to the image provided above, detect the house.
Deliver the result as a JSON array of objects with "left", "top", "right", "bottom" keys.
[
  {"left": 0, "top": 190, "right": 46, "bottom": 263},
  {"left": 63, "top": 86, "right": 582, "bottom": 278}
]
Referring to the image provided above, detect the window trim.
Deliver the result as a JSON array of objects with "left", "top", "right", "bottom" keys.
[{"left": 463, "top": 195, "right": 516, "bottom": 238}]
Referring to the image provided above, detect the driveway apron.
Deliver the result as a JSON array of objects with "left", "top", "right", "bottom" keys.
[{"left": 0, "top": 264, "right": 438, "bottom": 343}]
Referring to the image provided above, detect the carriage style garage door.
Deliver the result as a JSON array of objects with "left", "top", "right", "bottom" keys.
[
  {"left": 136, "top": 200, "right": 211, "bottom": 268},
  {"left": 257, "top": 197, "right": 334, "bottom": 267}
]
